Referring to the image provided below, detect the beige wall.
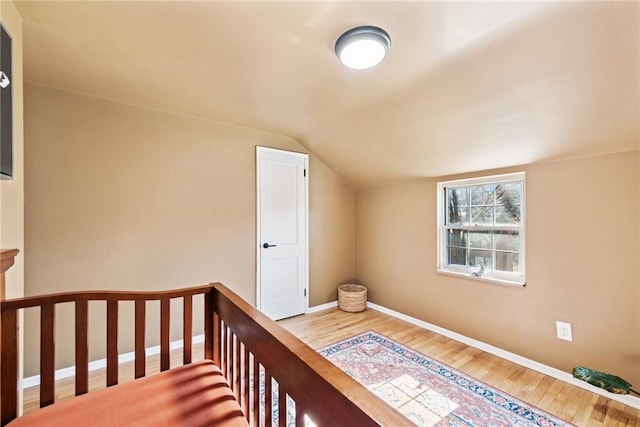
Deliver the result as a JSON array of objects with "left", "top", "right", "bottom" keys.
[
  {"left": 1, "top": 0, "right": 24, "bottom": 299},
  {"left": 308, "top": 154, "right": 355, "bottom": 305},
  {"left": 0, "top": 0, "right": 24, "bottom": 411},
  {"left": 355, "top": 151, "right": 640, "bottom": 387},
  {"left": 24, "top": 84, "right": 354, "bottom": 375}
]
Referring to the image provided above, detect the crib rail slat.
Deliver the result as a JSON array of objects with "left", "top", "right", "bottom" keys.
[
  {"left": 40, "top": 304, "right": 55, "bottom": 408},
  {"left": 183, "top": 295, "right": 192, "bottom": 364},
  {"left": 243, "top": 345, "right": 250, "bottom": 422},
  {"left": 75, "top": 300, "right": 89, "bottom": 395},
  {"left": 134, "top": 299, "right": 145, "bottom": 379},
  {"left": 160, "top": 299, "right": 170, "bottom": 371},
  {"left": 278, "top": 385, "right": 286, "bottom": 427},
  {"left": 252, "top": 357, "right": 259, "bottom": 427},
  {"left": 106, "top": 300, "right": 118, "bottom": 386},
  {"left": 226, "top": 325, "right": 232, "bottom": 382},
  {"left": 234, "top": 335, "right": 241, "bottom": 396},
  {"left": 264, "top": 371, "right": 272, "bottom": 427}
]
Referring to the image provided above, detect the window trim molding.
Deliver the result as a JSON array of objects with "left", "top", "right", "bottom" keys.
[{"left": 436, "top": 172, "right": 526, "bottom": 287}]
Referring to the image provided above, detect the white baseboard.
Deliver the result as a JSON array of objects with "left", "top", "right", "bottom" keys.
[
  {"left": 22, "top": 334, "right": 205, "bottom": 390},
  {"left": 307, "top": 300, "right": 338, "bottom": 314},
  {"left": 366, "top": 301, "right": 640, "bottom": 410}
]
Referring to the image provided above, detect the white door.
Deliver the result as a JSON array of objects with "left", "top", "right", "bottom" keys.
[{"left": 256, "top": 147, "right": 308, "bottom": 320}]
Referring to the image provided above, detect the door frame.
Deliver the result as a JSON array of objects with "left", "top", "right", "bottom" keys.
[{"left": 255, "top": 146, "right": 309, "bottom": 314}]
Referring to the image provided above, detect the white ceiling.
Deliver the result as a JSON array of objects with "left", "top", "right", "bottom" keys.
[{"left": 14, "top": 1, "right": 640, "bottom": 188}]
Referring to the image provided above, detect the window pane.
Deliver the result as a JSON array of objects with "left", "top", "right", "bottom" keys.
[
  {"left": 496, "top": 205, "right": 521, "bottom": 225},
  {"left": 471, "top": 206, "right": 493, "bottom": 225},
  {"left": 447, "top": 229, "right": 467, "bottom": 248},
  {"left": 447, "top": 229, "right": 467, "bottom": 266},
  {"left": 448, "top": 188, "right": 469, "bottom": 225},
  {"left": 469, "top": 249, "right": 491, "bottom": 269},
  {"left": 450, "top": 187, "right": 469, "bottom": 204},
  {"left": 471, "top": 184, "right": 494, "bottom": 205},
  {"left": 496, "top": 252, "right": 519, "bottom": 273},
  {"left": 469, "top": 231, "right": 491, "bottom": 249},
  {"left": 495, "top": 182, "right": 521, "bottom": 223},
  {"left": 495, "top": 231, "right": 519, "bottom": 251},
  {"left": 447, "top": 247, "right": 467, "bottom": 266},
  {"left": 496, "top": 182, "right": 521, "bottom": 204}
]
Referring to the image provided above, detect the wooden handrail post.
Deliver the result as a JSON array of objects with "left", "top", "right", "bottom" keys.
[
  {"left": 0, "top": 249, "right": 19, "bottom": 427},
  {"left": 0, "top": 309, "right": 18, "bottom": 426}
]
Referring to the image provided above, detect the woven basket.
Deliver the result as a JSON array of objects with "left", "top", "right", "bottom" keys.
[{"left": 338, "top": 284, "right": 367, "bottom": 313}]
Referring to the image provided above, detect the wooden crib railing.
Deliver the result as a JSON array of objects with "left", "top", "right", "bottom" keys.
[
  {"left": 212, "top": 283, "right": 410, "bottom": 426},
  {"left": 0, "top": 282, "right": 410, "bottom": 427},
  {"left": 0, "top": 284, "right": 217, "bottom": 426}
]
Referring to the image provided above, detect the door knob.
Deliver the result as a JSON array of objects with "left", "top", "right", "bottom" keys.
[{"left": 263, "top": 243, "right": 277, "bottom": 249}]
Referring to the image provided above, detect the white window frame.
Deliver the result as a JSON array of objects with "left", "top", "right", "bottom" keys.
[{"left": 437, "top": 172, "right": 526, "bottom": 286}]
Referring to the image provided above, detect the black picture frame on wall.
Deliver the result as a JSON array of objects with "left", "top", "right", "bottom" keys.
[{"left": 1, "top": 22, "right": 13, "bottom": 180}]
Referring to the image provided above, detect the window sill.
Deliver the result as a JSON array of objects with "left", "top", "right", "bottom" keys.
[{"left": 437, "top": 269, "right": 526, "bottom": 287}]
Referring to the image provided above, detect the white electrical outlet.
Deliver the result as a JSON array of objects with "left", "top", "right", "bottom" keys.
[{"left": 556, "top": 321, "right": 573, "bottom": 341}]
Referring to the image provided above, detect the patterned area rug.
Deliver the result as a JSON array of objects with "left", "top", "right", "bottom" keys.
[{"left": 317, "top": 331, "right": 575, "bottom": 427}]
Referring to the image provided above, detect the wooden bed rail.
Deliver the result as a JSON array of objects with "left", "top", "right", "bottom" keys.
[
  {"left": 0, "top": 284, "right": 216, "bottom": 426},
  {"left": 1, "top": 282, "right": 410, "bottom": 427},
  {"left": 212, "top": 283, "right": 411, "bottom": 426}
]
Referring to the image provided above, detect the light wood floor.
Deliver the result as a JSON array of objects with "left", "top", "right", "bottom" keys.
[
  {"left": 279, "top": 308, "right": 640, "bottom": 427},
  {"left": 24, "top": 307, "right": 639, "bottom": 426}
]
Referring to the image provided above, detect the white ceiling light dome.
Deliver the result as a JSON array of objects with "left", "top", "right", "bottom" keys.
[{"left": 335, "top": 26, "right": 391, "bottom": 70}]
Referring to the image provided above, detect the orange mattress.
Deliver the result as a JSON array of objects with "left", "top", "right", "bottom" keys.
[{"left": 9, "top": 360, "right": 248, "bottom": 426}]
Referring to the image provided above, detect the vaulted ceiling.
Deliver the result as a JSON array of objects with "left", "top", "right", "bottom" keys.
[{"left": 14, "top": 1, "right": 640, "bottom": 188}]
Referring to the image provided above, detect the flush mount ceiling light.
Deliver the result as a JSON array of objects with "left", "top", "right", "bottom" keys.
[{"left": 335, "top": 26, "right": 391, "bottom": 70}]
